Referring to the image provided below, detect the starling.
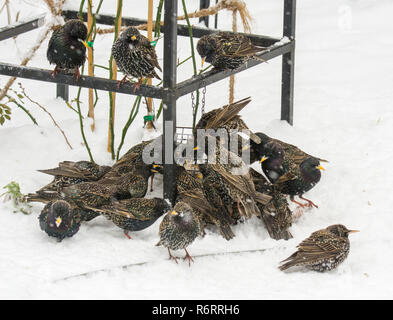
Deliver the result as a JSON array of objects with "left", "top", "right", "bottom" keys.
[
  {"left": 38, "top": 200, "right": 82, "bottom": 241},
  {"left": 90, "top": 197, "right": 170, "bottom": 239},
  {"left": 47, "top": 19, "right": 88, "bottom": 81},
  {"left": 112, "top": 26, "right": 162, "bottom": 92},
  {"left": 198, "top": 142, "right": 271, "bottom": 221},
  {"left": 251, "top": 132, "right": 328, "bottom": 208},
  {"left": 37, "top": 160, "right": 111, "bottom": 193},
  {"left": 194, "top": 97, "right": 261, "bottom": 149},
  {"left": 175, "top": 165, "right": 203, "bottom": 194},
  {"left": 196, "top": 32, "right": 266, "bottom": 71},
  {"left": 279, "top": 224, "right": 359, "bottom": 272},
  {"left": 250, "top": 168, "right": 293, "bottom": 240},
  {"left": 177, "top": 190, "right": 235, "bottom": 241},
  {"left": 157, "top": 201, "right": 201, "bottom": 266},
  {"left": 27, "top": 193, "right": 100, "bottom": 222}
]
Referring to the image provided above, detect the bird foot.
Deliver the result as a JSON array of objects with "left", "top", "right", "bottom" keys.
[
  {"left": 50, "top": 66, "right": 59, "bottom": 79},
  {"left": 299, "top": 196, "right": 319, "bottom": 209},
  {"left": 168, "top": 249, "right": 178, "bottom": 264},
  {"left": 73, "top": 68, "right": 81, "bottom": 82},
  {"left": 292, "top": 207, "right": 304, "bottom": 219},
  {"left": 133, "top": 78, "right": 143, "bottom": 93},
  {"left": 117, "top": 75, "right": 128, "bottom": 89},
  {"left": 183, "top": 249, "right": 194, "bottom": 267},
  {"left": 124, "top": 231, "right": 132, "bottom": 239}
]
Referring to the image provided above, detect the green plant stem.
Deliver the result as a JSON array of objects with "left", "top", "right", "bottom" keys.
[
  {"left": 5, "top": 94, "right": 37, "bottom": 125},
  {"left": 154, "top": 0, "right": 164, "bottom": 39}
]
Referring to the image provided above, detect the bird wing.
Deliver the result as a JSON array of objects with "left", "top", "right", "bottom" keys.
[
  {"left": 218, "top": 33, "right": 265, "bottom": 58},
  {"left": 205, "top": 97, "right": 251, "bottom": 129},
  {"left": 38, "top": 161, "right": 96, "bottom": 180},
  {"left": 295, "top": 231, "right": 345, "bottom": 258}
]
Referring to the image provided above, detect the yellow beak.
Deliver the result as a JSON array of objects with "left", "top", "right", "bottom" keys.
[
  {"left": 317, "top": 165, "right": 325, "bottom": 171},
  {"left": 193, "top": 146, "right": 199, "bottom": 151},
  {"left": 201, "top": 57, "right": 205, "bottom": 67},
  {"left": 196, "top": 172, "right": 203, "bottom": 180},
  {"left": 348, "top": 230, "right": 359, "bottom": 234},
  {"left": 131, "top": 35, "right": 137, "bottom": 41},
  {"left": 260, "top": 156, "right": 268, "bottom": 163},
  {"left": 82, "top": 41, "right": 88, "bottom": 48},
  {"left": 55, "top": 217, "right": 62, "bottom": 228},
  {"left": 171, "top": 210, "right": 178, "bottom": 216}
]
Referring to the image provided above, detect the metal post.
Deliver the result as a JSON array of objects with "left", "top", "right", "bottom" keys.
[
  {"left": 281, "top": 0, "right": 296, "bottom": 125},
  {"left": 56, "top": 84, "right": 69, "bottom": 101},
  {"left": 199, "top": 0, "right": 210, "bottom": 27},
  {"left": 163, "top": 0, "right": 178, "bottom": 203}
]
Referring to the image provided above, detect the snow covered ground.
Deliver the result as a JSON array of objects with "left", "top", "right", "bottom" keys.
[{"left": 0, "top": 0, "right": 393, "bottom": 299}]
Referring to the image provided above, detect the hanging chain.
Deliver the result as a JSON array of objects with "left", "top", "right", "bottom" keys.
[{"left": 201, "top": 80, "right": 206, "bottom": 114}]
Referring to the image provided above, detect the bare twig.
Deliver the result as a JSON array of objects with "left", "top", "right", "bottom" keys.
[{"left": 17, "top": 83, "right": 73, "bottom": 150}]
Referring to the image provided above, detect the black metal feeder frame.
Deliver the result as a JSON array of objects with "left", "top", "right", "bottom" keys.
[{"left": 0, "top": 0, "right": 296, "bottom": 204}]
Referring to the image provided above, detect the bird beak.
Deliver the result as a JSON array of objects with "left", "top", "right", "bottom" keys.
[
  {"left": 55, "top": 217, "right": 62, "bottom": 228},
  {"left": 82, "top": 41, "right": 89, "bottom": 48},
  {"left": 151, "top": 169, "right": 159, "bottom": 173},
  {"left": 131, "top": 35, "right": 137, "bottom": 41},
  {"left": 201, "top": 57, "right": 206, "bottom": 67},
  {"left": 193, "top": 146, "right": 199, "bottom": 151},
  {"left": 171, "top": 210, "right": 178, "bottom": 216},
  {"left": 260, "top": 156, "right": 268, "bottom": 163},
  {"left": 317, "top": 165, "right": 325, "bottom": 171},
  {"left": 153, "top": 164, "right": 160, "bottom": 168},
  {"left": 348, "top": 230, "right": 359, "bottom": 234},
  {"left": 196, "top": 172, "right": 203, "bottom": 180}
]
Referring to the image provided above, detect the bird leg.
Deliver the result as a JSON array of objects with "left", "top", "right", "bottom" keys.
[
  {"left": 124, "top": 230, "right": 132, "bottom": 239},
  {"left": 183, "top": 248, "right": 194, "bottom": 267},
  {"left": 50, "top": 66, "right": 60, "bottom": 79},
  {"left": 133, "top": 78, "right": 143, "bottom": 93},
  {"left": 290, "top": 196, "right": 309, "bottom": 208},
  {"left": 167, "top": 248, "right": 178, "bottom": 264},
  {"left": 117, "top": 75, "right": 128, "bottom": 89},
  {"left": 299, "top": 196, "right": 319, "bottom": 209},
  {"left": 73, "top": 67, "right": 81, "bottom": 82}
]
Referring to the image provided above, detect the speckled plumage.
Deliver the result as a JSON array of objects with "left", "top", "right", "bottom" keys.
[
  {"left": 93, "top": 197, "right": 170, "bottom": 238},
  {"left": 157, "top": 202, "right": 201, "bottom": 265},
  {"left": 47, "top": 19, "right": 87, "bottom": 77},
  {"left": 38, "top": 200, "right": 81, "bottom": 241},
  {"left": 37, "top": 160, "right": 111, "bottom": 193},
  {"left": 251, "top": 132, "right": 327, "bottom": 208},
  {"left": 197, "top": 32, "right": 266, "bottom": 70},
  {"left": 193, "top": 97, "right": 261, "bottom": 151},
  {"left": 279, "top": 224, "right": 358, "bottom": 272},
  {"left": 112, "top": 26, "right": 162, "bottom": 87},
  {"left": 250, "top": 168, "right": 293, "bottom": 240}
]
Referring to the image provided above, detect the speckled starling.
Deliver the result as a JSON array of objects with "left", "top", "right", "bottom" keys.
[
  {"left": 279, "top": 224, "right": 359, "bottom": 272},
  {"left": 194, "top": 96, "right": 261, "bottom": 146},
  {"left": 157, "top": 202, "right": 201, "bottom": 266},
  {"left": 249, "top": 168, "right": 293, "bottom": 240},
  {"left": 92, "top": 197, "right": 170, "bottom": 239},
  {"left": 38, "top": 200, "right": 82, "bottom": 241},
  {"left": 27, "top": 193, "right": 100, "bottom": 222},
  {"left": 37, "top": 160, "right": 111, "bottom": 193},
  {"left": 112, "top": 26, "right": 162, "bottom": 92},
  {"left": 251, "top": 132, "right": 328, "bottom": 208},
  {"left": 175, "top": 165, "right": 203, "bottom": 194},
  {"left": 47, "top": 19, "right": 88, "bottom": 81},
  {"left": 196, "top": 32, "right": 266, "bottom": 71}
]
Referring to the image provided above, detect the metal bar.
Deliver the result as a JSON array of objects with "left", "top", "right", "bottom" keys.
[
  {"left": 56, "top": 84, "right": 69, "bottom": 101},
  {"left": 281, "top": 0, "right": 296, "bottom": 125},
  {"left": 0, "top": 13, "right": 46, "bottom": 41},
  {"left": 162, "top": 0, "right": 178, "bottom": 204},
  {"left": 199, "top": 0, "right": 210, "bottom": 27},
  {"left": 214, "top": 0, "right": 219, "bottom": 29},
  {"left": 62, "top": 10, "right": 279, "bottom": 47},
  {"left": 176, "top": 40, "right": 293, "bottom": 97},
  {"left": 0, "top": 63, "right": 164, "bottom": 99}
]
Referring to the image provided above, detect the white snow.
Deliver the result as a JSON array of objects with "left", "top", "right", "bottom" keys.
[{"left": 0, "top": 0, "right": 393, "bottom": 299}]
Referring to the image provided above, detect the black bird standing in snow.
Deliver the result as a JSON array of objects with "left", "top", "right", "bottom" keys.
[
  {"left": 157, "top": 202, "right": 201, "bottom": 266},
  {"left": 47, "top": 19, "right": 88, "bottom": 81},
  {"left": 251, "top": 132, "right": 328, "bottom": 208},
  {"left": 279, "top": 224, "right": 359, "bottom": 272},
  {"left": 112, "top": 26, "right": 162, "bottom": 92},
  {"left": 90, "top": 197, "right": 170, "bottom": 239},
  {"left": 38, "top": 200, "right": 84, "bottom": 241},
  {"left": 196, "top": 32, "right": 266, "bottom": 71}
]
